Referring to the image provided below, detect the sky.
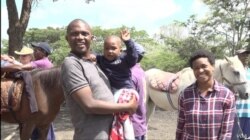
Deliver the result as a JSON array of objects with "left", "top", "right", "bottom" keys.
[{"left": 1, "top": 0, "right": 208, "bottom": 40}]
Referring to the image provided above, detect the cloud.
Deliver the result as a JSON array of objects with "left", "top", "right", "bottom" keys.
[
  {"left": 88, "top": 0, "right": 181, "bottom": 34},
  {"left": 2, "top": 0, "right": 202, "bottom": 39},
  {"left": 27, "top": 0, "right": 181, "bottom": 36},
  {"left": 191, "top": 0, "right": 208, "bottom": 19}
]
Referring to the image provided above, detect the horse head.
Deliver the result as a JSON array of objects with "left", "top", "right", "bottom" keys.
[{"left": 216, "top": 56, "right": 248, "bottom": 99}]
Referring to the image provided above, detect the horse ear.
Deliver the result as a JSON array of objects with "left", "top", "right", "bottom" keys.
[{"left": 224, "top": 56, "right": 233, "bottom": 64}]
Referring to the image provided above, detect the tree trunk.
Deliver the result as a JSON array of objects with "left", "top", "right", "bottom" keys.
[
  {"left": 8, "top": 28, "right": 24, "bottom": 57},
  {"left": 7, "top": 0, "right": 33, "bottom": 58}
]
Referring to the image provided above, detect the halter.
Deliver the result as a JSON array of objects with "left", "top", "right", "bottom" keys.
[{"left": 219, "top": 65, "right": 247, "bottom": 96}]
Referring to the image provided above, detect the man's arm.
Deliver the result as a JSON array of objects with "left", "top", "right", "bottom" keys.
[
  {"left": 72, "top": 86, "right": 138, "bottom": 114},
  {"left": 1, "top": 63, "right": 33, "bottom": 72}
]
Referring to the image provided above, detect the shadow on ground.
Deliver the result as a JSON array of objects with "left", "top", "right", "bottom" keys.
[{"left": 1, "top": 106, "right": 178, "bottom": 140}]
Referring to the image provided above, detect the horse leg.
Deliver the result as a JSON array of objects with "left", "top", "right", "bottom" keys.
[
  {"left": 19, "top": 123, "right": 36, "bottom": 140},
  {"left": 37, "top": 124, "right": 52, "bottom": 140},
  {"left": 145, "top": 97, "right": 155, "bottom": 140},
  {"left": 146, "top": 96, "right": 156, "bottom": 124}
]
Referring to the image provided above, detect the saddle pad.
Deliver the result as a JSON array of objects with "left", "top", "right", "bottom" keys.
[
  {"left": 149, "top": 71, "right": 179, "bottom": 93},
  {"left": 1, "top": 78, "right": 24, "bottom": 113}
]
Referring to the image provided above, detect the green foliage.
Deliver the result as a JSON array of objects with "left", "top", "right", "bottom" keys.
[
  {"left": 22, "top": 26, "right": 160, "bottom": 68},
  {"left": 49, "top": 36, "right": 69, "bottom": 66},
  {"left": 91, "top": 26, "right": 150, "bottom": 54},
  {"left": 141, "top": 47, "right": 186, "bottom": 72},
  {"left": 24, "top": 27, "right": 68, "bottom": 65},
  {"left": 1, "top": 39, "right": 9, "bottom": 54},
  {"left": 24, "top": 27, "right": 66, "bottom": 45},
  {"left": 1, "top": 47, "right": 8, "bottom": 55},
  {"left": 200, "top": 0, "right": 250, "bottom": 54}
]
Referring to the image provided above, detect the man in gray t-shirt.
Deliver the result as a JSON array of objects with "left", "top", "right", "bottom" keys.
[{"left": 61, "top": 19, "right": 138, "bottom": 140}]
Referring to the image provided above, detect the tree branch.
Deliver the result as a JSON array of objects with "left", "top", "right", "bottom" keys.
[{"left": 20, "top": 0, "right": 33, "bottom": 32}]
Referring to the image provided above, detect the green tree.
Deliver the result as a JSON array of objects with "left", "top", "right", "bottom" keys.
[
  {"left": 24, "top": 27, "right": 67, "bottom": 66},
  {"left": 153, "top": 22, "right": 191, "bottom": 70},
  {"left": 1, "top": 39, "right": 9, "bottom": 54},
  {"left": 201, "top": 0, "right": 250, "bottom": 54},
  {"left": 23, "top": 26, "right": 155, "bottom": 66},
  {"left": 141, "top": 47, "right": 186, "bottom": 72},
  {"left": 24, "top": 27, "right": 65, "bottom": 44}
]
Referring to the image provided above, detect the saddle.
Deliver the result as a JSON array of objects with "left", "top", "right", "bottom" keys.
[
  {"left": 2, "top": 71, "right": 38, "bottom": 114},
  {"left": 1, "top": 78, "right": 24, "bottom": 113},
  {"left": 148, "top": 71, "right": 180, "bottom": 93}
]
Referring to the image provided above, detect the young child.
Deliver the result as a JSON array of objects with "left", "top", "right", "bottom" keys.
[
  {"left": 96, "top": 29, "right": 139, "bottom": 92},
  {"left": 94, "top": 29, "right": 139, "bottom": 139}
]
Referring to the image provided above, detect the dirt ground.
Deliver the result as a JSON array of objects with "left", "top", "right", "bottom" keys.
[
  {"left": 1, "top": 106, "right": 178, "bottom": 140},
  {"left": 147, "top": 109, "right": 178, "bottom": 140}
]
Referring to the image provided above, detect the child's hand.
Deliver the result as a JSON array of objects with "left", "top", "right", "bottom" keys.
[
  {"left": 88, "top": 53, "right": 97, "bottom": 63},
  {"left": 120, "top": 29, "right": 130, "bottom": 41}
]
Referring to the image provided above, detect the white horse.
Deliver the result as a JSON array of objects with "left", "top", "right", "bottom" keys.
[{"left": 145, "top": 56, "right": 248, "bottom": 122}]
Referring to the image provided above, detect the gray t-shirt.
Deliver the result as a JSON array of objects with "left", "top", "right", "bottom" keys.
[{"left": 61, "top": 53, "right": 114, "bottom": 140}]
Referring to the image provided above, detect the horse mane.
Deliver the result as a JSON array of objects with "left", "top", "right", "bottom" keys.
[{"left": 31, "top": 67, "right": 61, "bottom": 93}]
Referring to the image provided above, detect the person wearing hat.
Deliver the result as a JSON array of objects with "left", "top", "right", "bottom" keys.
[
  {"left": 1, "top": 42, "right": 55, "bottom": 140},
  {"left": 1, "top": 46, "right": 33, "bottom": 67},
  {"left": 30, "top": 42, "right": 53, "bottom": 69},
  {"left": 1, "top": 47, "right": 33, "bottom": 75},
  {"left": 130, "top": 42, "right": 147, "bottom": 140},
  {"left": 1, "top": 42, "right": 53, "bottom": 72},
  {"left": 232, "top": 48, "right": 250, "bottom": 139},
  {"left": 29, "top": 42, "right": 55, "bottom": 140},
  {"left": 121, "top": 42, "right": 147, "bottom": 139},
  {"left": 14, "top": 46, "right": 34, "bottom": 65}
]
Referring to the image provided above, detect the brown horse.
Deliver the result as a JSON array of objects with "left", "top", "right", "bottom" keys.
[{"left": 1, "top": 67, "right": 64, "bottom": 140}]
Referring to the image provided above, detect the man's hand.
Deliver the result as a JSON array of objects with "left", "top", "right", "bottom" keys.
[
  {"left": 1, "top": 55, "right": 15, "bottom": 63},
  {"left": 127, "top": 94, "right": 138, "bottom": 115},
  {"left": 120, "top": 29, "right": 130, "bottom": 41}
]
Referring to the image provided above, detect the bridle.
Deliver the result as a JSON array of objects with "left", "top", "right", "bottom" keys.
[{"left": 219, "top": 65, "right": 247, "bottom": 97}]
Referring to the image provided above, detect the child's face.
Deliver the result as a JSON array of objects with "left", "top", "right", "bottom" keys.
[
  {"left": 19, "top": 54, "right": 33, "bottom": 64},
  {"left": 103, "top": 37, "right": 121, "bottom": 61}
]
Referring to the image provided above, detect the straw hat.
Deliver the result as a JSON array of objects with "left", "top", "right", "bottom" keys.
[{"left": 14, "top": 46, "right": 34, "bottom": 55}]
